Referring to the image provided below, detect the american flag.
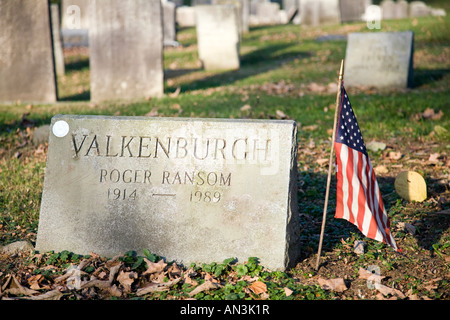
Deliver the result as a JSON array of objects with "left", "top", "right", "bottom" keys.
[{"left": 334, "top": 85, "right": 399, "bottom": 251}]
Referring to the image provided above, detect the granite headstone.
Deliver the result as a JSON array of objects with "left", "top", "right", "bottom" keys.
[
  {"left": 344, "top": 31, "right": 414, "bottom": 89},
  {"left": 36, "top": 115, "right": 301, "bottom": 270},
  {"left": 89, "top": 0, "right": 164, "bottom": 102},
  {"left": 0, "top": 0, "right": 57, "bottom": 102}
]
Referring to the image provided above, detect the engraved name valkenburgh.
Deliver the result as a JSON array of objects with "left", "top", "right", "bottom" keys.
[{"left": 71, "top": 133, "right": 271, "bottom": 161}]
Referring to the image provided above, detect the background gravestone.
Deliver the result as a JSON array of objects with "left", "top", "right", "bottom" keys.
[
  {"left": 339, "top": 0, "right": 371, "bottom": 23},
  {"left": 50, "top": 4, "right": 65, "bottom": 77},
  {"left": 0, "top": 0, "right": 57, "bottom": 102},
  {"left": 36, "top": 115, "right": 301, "bottom": 271},
  {"left": 163, "top": 0, "right": 177, "bottom": 43},
  {"left": 344, "top": 31, "right": 414, "bottom": 89},
  {"left": 213, "top": 0, "right": 250, "bottom": 34},
  {"left": 380, "top": 0, "right": 396, "bottom": 20},
  {"left": 176, "top": 6, "right": 196, "bottom": 27},
  {"left": 300, "top": 0, "right": 341, "bottom": 26},
  {"left": 61, "top": 0, "right": 90, "bottom": 48},
  {"left": 195, "top": 5, "right": 240, "bottom": 70},
  {"left": 256, "top": 1, "right": 281, "bottom": 25},
  {"left": 409, "top": 1, "right": 431, "bottom": 17},
  {"left": 89, "top": 0, "right": 164, "bottom": 102}
]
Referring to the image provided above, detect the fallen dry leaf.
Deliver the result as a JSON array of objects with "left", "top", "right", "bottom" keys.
[
  {"left": 240, "top": 104, "right": 251, "bottom": 111},
  {"left": 374, "top": 165, "right": 389, "bottom": 175},
  {"left": 108, "top": 284, "right": 122, "bottom": 297},
  {"left": 422, "top": 108, "right": 444, "bottom": 120},
  {"left": 23, "top": 288, "right": 64, "bottom": 300},
  {"left": 249, "top": 281, "right": 267, "bottom": 295},
  {"left": 136, "top": 277, "right": 182, "bottom": 296},
  {"left": 143, "top": 258, "right": 167, "bottom": 275},
  {"left": 317, "top": 277, "right": 347, "bottom": 292},
  {"left": 276, "top": 110, "right": 287, "bottom": 119},
  {"left": 168, "top": 87, "right": 181, "bottom": 98},
  {"left": 117, "top": 271, "right": 138, "bottom": 292},
  {"left": 376, "top": 283, "right": 405, "bottom": 299},
  {"left": 3, "top": 275, "right": 39, "bottom": 296},
  {"left": 428, "top": 153, "right": 440, "bottom": 163},
  {"left": 284, "top": 287, "right": 293, "bottom": 297},
  {"left": 316, "top": 158, "right": 328, "bottom": 166},
  {"left": 188, "top": 280, "right": 222, "bottom": 297},
  {"left": 27, "top": 274, "right": 44, "bottom": 290},
  {"left": 303, "top": 124, "right": 318, "bottom": 131},
  {"left": 80, "top": 279, "right": 111, "bottom": 290},
  {"left": 389, "top": 151, "right": 402, "bottom": 160}
]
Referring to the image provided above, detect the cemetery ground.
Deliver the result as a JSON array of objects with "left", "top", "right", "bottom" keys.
[{"left": 1, "top": 10, "right": 449, "bottom": 301}]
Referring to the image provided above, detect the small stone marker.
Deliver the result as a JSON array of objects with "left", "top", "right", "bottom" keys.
[
  {"left": 380, "top": 0, "right": 397, "bottom": 20},
  {"left": 162, "top": 0, "right": 177, "bottom": 43},
  {"left": 195, "top": 5, "right": 240, "bottom": 70},
  {"left": 0, "top": 0, "right": 57, "bottom": 102},
  {"left": 89, "top": 0, "right": 164, "bottom": 102},
  {"left": 176, "top": 6, "right": 196, "bottom": 27},
  {"left": 344, "top": 31, "right": 414, "bottom": 89},
  {"left": 36, "top": 115, "right": 301, "bottom": 270},
  {"left": 395, "top": 171, "right": 427, "bottom": 202},
  {"left": 50, "top": 4, "right": 65, "bottom": 77}
]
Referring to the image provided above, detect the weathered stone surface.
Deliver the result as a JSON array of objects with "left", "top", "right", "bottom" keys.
[
  {"left": 1, "top": 241, "right": 34, "bottom": 255},
  {"left": 380, "top": 0, "right": 396, "bottom": 20},
  {"left": 51, "top": 4, "right": 65, "bottom": 77},
  {"left": 339, "top": 0, "right": 371, "bottom": 22},
  {"left": 213, "top": 0, "right": 250, "bottom": 33},
  {"left": 300, "top": 0, "right": 341, "bottom": 26},
  {"left": 176, "top": 6, "right": 196, "bottom": 27},
  {"left": 36, "top": 115, "right": 300, "bottom": 270},
  {"left": 89, "top": 0, "right": 164, "bottom": 102},
  {"left": 0, "top": 0, "right": 57, "bottom": 102},
  {"left": 409, "top": 1, "right": 431, "bottom": 17},
  {"left": 195, "top": 5, "right": 240, "bottom": 70},
  {"left": 344, "top": 31, "right": 414, "bottom": 89}
]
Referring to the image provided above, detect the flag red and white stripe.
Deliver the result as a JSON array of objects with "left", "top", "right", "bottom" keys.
[{"left": 334, "top": 85, "right": 399, "bottom": 251}]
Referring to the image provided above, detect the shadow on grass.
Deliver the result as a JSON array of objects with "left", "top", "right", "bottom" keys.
[
  {"left": 167, "top": 43, "right": 311, "bottom": 92},
  {"left": 65, "top": 56, "right": 89, "bottom": 73},
  {"left": 413, "top": 68, "right": 450, "bottom": 88},
  {"left": 58, "top": 90, "right": 91, "bottom": 102}
]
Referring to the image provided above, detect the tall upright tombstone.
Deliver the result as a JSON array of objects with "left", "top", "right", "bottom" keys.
[
  {"left": 380, "top": 0, "right": 396, "bottom": 20},
  {"left": 163, "top": 0, "right": 177, "bottom": 43},
  {"left": 300, "top": 0, "right": 341, "bottom": 26},
  {"left": 89, "top": 0, "right": 164, "bottom": 102},
  {"left": 0, "top": 0, "right": 57, "bottom": 102},
  {"left": 344, "top": 31, "right": 414, "bottom": 89},
  {"left": 36, "top": 115, "right": 301, "bottom": 271},
  {"left": 195, "top": 5, "right": 240, "bottom": 70}
]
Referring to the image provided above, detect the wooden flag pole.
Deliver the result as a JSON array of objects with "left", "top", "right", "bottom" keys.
[{"left": 315, "top": 59, "right": 344, "bottom": 271}]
